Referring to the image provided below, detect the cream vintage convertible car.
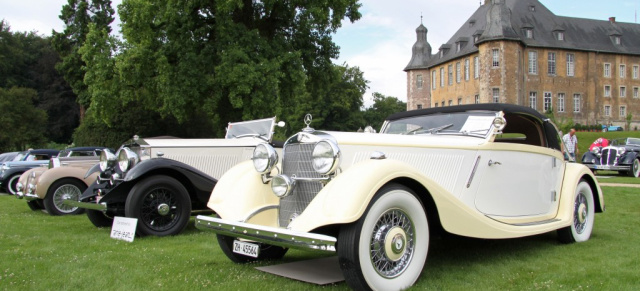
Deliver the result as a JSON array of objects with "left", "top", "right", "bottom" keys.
[{"left": 196, "top": 104, "right": 604, "bottom": 290}]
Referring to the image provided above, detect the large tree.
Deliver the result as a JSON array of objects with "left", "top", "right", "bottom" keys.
[
  {"left": 362, "top": 92, "right": 407, "bottom": 131},
  {"left": 52, "top": 0, "right": 115, "bottom": 117},
  {"left": 1, "top": 20, "right": 79, "bottom": 144},
  {"left": 81, "top": 0, "right": 362, "bottom": 140},
  {"left": 0, "top": 87, "right": 48, "bottom": 151}
]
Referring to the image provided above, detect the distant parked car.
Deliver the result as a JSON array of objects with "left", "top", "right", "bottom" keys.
[
  {"left": 0, "top": 152, "right": 19, "bottom": 163},
  {"left": 196, "top": 104, "right": 604, "bottom": 290},
  {"left": 602, "top": 125, "right": 623, "bottom": 132},
  {"left": 66, "top": 117, "right": 284, "bottom": 237},
  {"left": 0, "top": 149, "right": 60, "bottom": 195},
  {"left": 0, "top": 148, "right": 106, "bottom": 195},
  {"left": 16, "top": 156, "right": 100, "bottom": 215},
  {"left": 582, "top": 137, "right": 640, "bottom": 177}
]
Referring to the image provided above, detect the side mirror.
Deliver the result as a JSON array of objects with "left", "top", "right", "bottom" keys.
[{"left": 277, "top": 121, "right": 286, "bottom": 128}]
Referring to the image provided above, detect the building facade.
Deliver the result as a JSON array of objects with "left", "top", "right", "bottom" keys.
[{"left": 405, "top": 0, "right": 640, "bottom": 130}]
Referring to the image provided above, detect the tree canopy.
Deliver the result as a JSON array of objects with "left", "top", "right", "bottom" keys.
[
  {"left": 0, "top": 20, "right": 79, "bottom": 146},
  {"left": 0, "top": 87, "right": 48, "bottom": 151},
  {"left": 79, "top": 0, "right": 363, "bottom": 142}
]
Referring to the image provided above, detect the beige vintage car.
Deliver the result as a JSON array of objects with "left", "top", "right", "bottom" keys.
[
  {"left": 196, "top": 104, "right": 604, "bottom": 290},
  {"left": 16, "top": 156, "right": 100, "bottom": 215}
]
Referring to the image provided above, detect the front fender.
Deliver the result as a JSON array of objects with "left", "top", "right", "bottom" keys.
[
  {"left": 207, "top": 160, "right": 280, "bottom": 227},
  {"left": 36, "top": 166, "right": 99, "bottom": 199},
  {"left": 288, "top": 159, "right": 449, "bottom": 232}
]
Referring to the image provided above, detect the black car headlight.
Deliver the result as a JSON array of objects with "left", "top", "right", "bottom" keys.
[
  {"left": 312, "top": 140, "right": 341, "bottom": 175},
  {"left": 252, "top": 143, "right": 278, "bottom": 174},
  {"left": 99, "top": 150, "right": 117, "bottom": 171},
  {"left": 117, "top": 148, "right": 139, "bottom": 173}
]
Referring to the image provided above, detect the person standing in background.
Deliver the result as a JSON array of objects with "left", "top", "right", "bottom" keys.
[{"left": 562, "top": 128, "right": 579, "bottom": 159}]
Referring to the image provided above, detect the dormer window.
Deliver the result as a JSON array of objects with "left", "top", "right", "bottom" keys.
[
  {"left": 469, "top": 20, "right": 476, "bottom": 27},
  {"left": 557, "top": 32, "right": 564, "bottom": 41},
  {"left": 529, "top": 5, "right": 536, "bottom": 12},
  {"left": 456, "top": 42, "right": 461, "bottom": 52},
  {"left": 614, "top": 36, "right": 621, "bottom": 45},
  {"left": 525, "top": 28, "right": 534, "bottom": 39},
  {"left": 440, "top": 51, "right": 444, "bottom": 58}
]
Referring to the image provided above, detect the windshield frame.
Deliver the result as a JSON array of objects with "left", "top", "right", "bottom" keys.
[
  {"left": 380, "top": 110, "right": 500, "bottom": 138},
  {"left": 225, "top": 117, "right": 277, "bottom": 141}
]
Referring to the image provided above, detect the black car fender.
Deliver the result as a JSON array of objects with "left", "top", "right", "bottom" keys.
[
  {"left": 116, "top": 158, "right": 217, "bottom": 209},
  {"left": 620, "top": 151, "right": 639, "bottom": 164}
]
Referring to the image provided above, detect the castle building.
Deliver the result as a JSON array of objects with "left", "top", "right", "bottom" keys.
[{"left": 405, "top": 0, "right": 640, "bottom": 129}]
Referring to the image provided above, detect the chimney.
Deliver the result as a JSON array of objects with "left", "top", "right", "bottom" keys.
[{"left": 609, "top": 17, "right": 616, "bottom": 23}]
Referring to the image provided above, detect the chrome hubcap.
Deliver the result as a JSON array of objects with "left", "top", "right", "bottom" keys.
[
  {"left": 384, "top": 227, "right": 407, "bottom": 261},
  {"left": 157, "top": 203, "right": 170, "bottom": 216},
  {"left": 574, "top": 193, "right": 588, "bottom": 234},
  {"left": 370, "top": 209, "right": 415, "bottom": 278}
]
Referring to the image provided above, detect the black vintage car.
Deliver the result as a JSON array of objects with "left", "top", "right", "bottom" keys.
[
  {"left": 581, "top": 137, "right": 640, "bottom": 177},
  {"left": 66, "top": 117, "right": 284, "bottom": 237}
]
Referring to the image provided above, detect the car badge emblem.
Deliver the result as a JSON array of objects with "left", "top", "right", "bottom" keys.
[{"left": 302, "top": 114, "right": 315, "bottom": 133}]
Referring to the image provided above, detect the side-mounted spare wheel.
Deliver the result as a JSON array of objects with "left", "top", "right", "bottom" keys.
[
  {"left": 338, "top": 183, "right": 429, "bottom": 291},
  {"left": 43, "top": 178, "right": 87, "bottom": 215},
  {"left": 558, "top": 180, "right": 595, "bottom": 243},
  {"left": 125, "top": 175, "right": 191, "bottom": 237}
]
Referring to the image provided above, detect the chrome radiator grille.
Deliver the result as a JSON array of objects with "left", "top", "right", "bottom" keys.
[
  {"left": 279, "top": 143, "right": 323, "bottom": 227},
  {"left": 600, "top": 148, "right": 617, "bottom": 165}
]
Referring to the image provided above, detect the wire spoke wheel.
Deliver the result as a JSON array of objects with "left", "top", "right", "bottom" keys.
[
  {"left": 139, "top": 187, "right": 180, "bottom": 232},
  {"left": 44, "top": 179, "right": 87, "bottom": 216},
  {"left": 126, "top": 175, "right": 191, "bottom": 236},
  {"left": 370, "top": 209, "right": 415, "bottom": 278},
  {"left": 558, "top": 180, "right": 595, "bottom": 243},
  {"left": 52, "top": 184, "right": 82, "bottom": 213}
]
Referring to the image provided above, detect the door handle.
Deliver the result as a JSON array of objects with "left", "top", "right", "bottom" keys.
[{"left": 488, "top": 160, "right": 501, "bottom": 166}]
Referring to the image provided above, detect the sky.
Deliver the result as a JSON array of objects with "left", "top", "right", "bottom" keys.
[{"left": 1, "top": 0, "right": 638, "bottom": 106}]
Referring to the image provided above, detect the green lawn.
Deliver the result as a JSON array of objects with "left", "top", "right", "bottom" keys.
[{"left": 1, "top": 186, "right": 639, "bottom": 290}]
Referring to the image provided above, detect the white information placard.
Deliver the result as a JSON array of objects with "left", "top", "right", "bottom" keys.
[{"left": 110, "top": 216, "right": 138, "bottom": 242}]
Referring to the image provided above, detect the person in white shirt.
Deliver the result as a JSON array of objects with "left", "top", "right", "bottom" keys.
[{"left": 562, "top": 128, "right": 579, "bottom": 159}]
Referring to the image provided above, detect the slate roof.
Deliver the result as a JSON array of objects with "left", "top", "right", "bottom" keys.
[{"left": 405, "top": 0, "right": 640, "bottom": 71}]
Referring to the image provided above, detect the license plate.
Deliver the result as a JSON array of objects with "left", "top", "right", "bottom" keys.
[
  {"left": 595, "top": 165, "right": 611, "bottom": 170},
  {"left": 233, "top": 240, "right": 260, "bottom": 258}
]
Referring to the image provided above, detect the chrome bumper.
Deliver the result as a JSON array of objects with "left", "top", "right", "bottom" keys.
[
  {"left": 585, "top": 164, "right": 630, "bottom": 171},
  {"left": 62, "top": 199, "right": 107, "bottom": 211},
  {"left": 15, "top": 191, "right": 38, "bottom": 201},
  {"left": 195, "top": 215, "right": 336, "bottom": 252}
]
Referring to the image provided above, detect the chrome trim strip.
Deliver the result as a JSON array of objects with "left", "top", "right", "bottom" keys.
[
  {"left": 466, "top": 155, "right": 481, "bottom": 188},
  {"left": 195, "top": 215, "right": 336, "bottom": 252},
  {"left": 62, "top": 199, "right": 107, "bottom": 211},
  {"left": 241, "top": 205, "right": 279, "bottom": 223}
]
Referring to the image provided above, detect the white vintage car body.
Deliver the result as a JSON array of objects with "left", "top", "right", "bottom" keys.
[{"left": 196, "top": 104, "right": 604, "bottom": 290}]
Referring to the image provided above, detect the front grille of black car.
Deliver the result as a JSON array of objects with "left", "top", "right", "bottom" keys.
[
  {"left": 278, "top": 142, "right": 323, "bottom": 227},
  {"left": 600, "top": 148, "right": 618, "bottom": 165}
]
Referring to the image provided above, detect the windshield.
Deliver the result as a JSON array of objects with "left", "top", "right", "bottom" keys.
[
  {"left": 225, "top": 117, "right": 276, "bottom": 140},
  {"left": 382, "top": 111, "right": 497, "bottom": 137}
]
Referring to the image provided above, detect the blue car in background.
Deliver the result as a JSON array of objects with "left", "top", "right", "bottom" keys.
[{"left": 602, "top": 125, "right": 623, "bottom": 132}]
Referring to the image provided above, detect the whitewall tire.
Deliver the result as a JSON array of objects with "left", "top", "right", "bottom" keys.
[
  {"left": 558, "top": 180, "right": 595, "bottom": 243},
  {"left": 338, "top": 184, "right": 429, "bottom": 290}
]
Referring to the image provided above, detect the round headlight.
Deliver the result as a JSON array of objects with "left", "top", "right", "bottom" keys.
[
  {"left": 117, "top": 148, "right": 139, "bottom": 173},
  {"left": 312, "top": 140, "right": 341, "bottom": 175},
  {"left": 99, "top": 150, "right": 117, "bottom": 171},
  {"left": 271, "top": 175, "right": 295, "bottom": 198},
  {"left": 618, "top": 148, "right": 626, "bottom": 155},
  {"left": 252, "top": 143, "right": 278, "bottom": 174}
]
